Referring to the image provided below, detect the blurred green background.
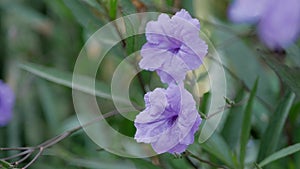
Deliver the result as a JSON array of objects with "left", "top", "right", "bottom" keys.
[{"left": 0, "top": 0, "right": 300, "bottom": 169}]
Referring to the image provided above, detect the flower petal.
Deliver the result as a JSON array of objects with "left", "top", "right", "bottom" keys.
[
  {"left": 156, "top": 54, "right": 189, "bottom": 84},
  {"left": 0, "top": 81, "right": 14, "bottom": 126},
  {"left": 134, "top": 88, "right": 177, "bottom": 143},
  {"left": 178, "top": 37, "right": 207, "bottom": 69},
  {"left": 141, "top": 9, "right": 207, "bottom": 84},
  {"left": 135, "top": 88, "right": 168, "bottom": 124},
  {"left": 140, "top": 44, "right": 189, "bottom": 84},
  {"left": 258, "top": 0, "right": 300, "bottom": 48},
  {"left": 139, "top": 44, "right": 170, "bottom": 71},
  {"left": 135, "top": 118, "right": 172, "bottom": 143},
  {"left": 150, "top": 85, "right": 201, "bottom": 153},
  {"left": 145, "top": 14, "right": 171, "bottom": 44},
  {"left": 180, "top": 116, "right": 201, "bottom": 145},
  {"left": 228, "top": 0, "right": 270, "bottom": 23},
  {"left": 167, "top": 144, "right": 188, "bottom": 154},
  {"left": 173, "top": 9, "right": 200, "bottom": 29}
]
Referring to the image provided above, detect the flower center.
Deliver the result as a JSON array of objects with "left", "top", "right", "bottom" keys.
[
  {"left": 169, "top": 115, "right": 178, "bottom": 125},
  {"left": 167, "top": 38, "right": 182, "bottom": 54},
  {"left": 169, "top": 47, "right": 181, "bottom": 54}
]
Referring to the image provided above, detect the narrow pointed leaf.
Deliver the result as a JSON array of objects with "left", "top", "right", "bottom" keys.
[
  {"left": 201, "top": 132, "right": 235, "bottom": 168},
  {"left": 19, "top": 62, "right": 128, "bottom": 104},
  {"left": 221, "top": 87, "right": 246, "bottom": 150},
  {"left": 0, "top": 160, "right": 12, "bottom": 169},
  {"left": 109, "top": 0, "right": 118, "bottom": 20},
  {"left": 263, "top": 56, "right": 300, "bottom": 96},
  {"left": 259, "top": 143, "right": 300, "bottom": 167},
  {"left": 257, "top": 90, "right": 295, "bottom": 161},
  {"left": 254, "top": 163, "right": 263, "bottom": 169},
  {"left": 240, "top": 78, "right": 259, "bottom": 167}
]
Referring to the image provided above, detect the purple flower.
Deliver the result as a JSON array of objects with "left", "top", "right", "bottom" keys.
[
  {"left": 0, "top": 80, "right": 14, "bottom": 126},
  {"left": 139, "top": 9, "right": 208, "bottom": 84},
  {"left": 134, "top": 84, "right": 201, "bottom": 154},
  {"left": 228, "top": 0, "right": 300, "bottom": 49}
]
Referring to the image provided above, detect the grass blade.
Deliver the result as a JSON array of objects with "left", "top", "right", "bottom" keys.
[
  {"left": 201, "top": 132, "right": 235, "bottom": 168},
  {"left": 36, "top": 79, "right": 60, "bottom": 133},
  {"left": 19, "top": 62, "right": 129, "bottom": 104},
  {"left": 263, "top": 56, "right": 300, "bottom": 96},
  {"left": 0, "top": 160, "right": 12, "bottom": 169},
  {"left": 109, "top": 0, "right": 118, "bottom": 20},
  {"left": 221, "top": 87, "right": 246, "bottom": 150},
  {"left": 257, "top": 90, "right": 295, "bottom": 161},
  {"left": 240, "top": 78, "right": 259, "bottom": 167},
  {"left": 259, "top": 143, "right": 300, "bottom": 167},
  {"left": 254, "top": 163, "right": 263, "bottom": 169}
]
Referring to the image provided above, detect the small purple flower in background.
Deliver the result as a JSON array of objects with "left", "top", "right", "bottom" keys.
[
  {"left": 0, "top": 80, "right": 15, "bottom": 126},
  {"left": 134, "top": 84, "right": 201, "bottom": 154},
  {"left": 228, "top": 0, "right": 300, "bottom": 49},
  {"left": 139, "top": 9, "right": 208, "bottom": 84}
]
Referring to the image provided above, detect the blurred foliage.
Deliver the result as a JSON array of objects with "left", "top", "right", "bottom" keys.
[{"left": 0, "top": 0, "right": 300, "bottom": 169}]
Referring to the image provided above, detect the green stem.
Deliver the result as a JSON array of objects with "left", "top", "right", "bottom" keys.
[{"left": 184, "top": 150, "right": 229, "bottom": 169}]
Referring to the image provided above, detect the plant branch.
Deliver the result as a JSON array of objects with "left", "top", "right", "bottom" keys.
[
  {"left": 0, "top": 110, "right": 121, "bottom": 168},
  {"left": 184, "top": 150, "right": 229, "bottom": 169},
  {"left": 206, "top": 55, "right": 274, "bottom": 112},
  {"left": 21, "top": 147, "right": 44, "bottom": 169},
  {"left": 0, "top": 149, "right": 34, "bottom": 161},
  {"left": 12, "top": 151, "right": 33, "bottom": 166},
  {"left": 184, "top": 156, "right": 199, "bottom": 169}
]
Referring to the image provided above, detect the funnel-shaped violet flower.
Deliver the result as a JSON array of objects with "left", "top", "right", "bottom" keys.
[
  {"left": 228, "top": 0, "right": 300, "bottom": 49},
  {"left": 134, "top": 84, "right": 201, "bottom": 154},
  {"left": 0, "top": 80, "right": 14, "bottom": 126},
  {"left": 139, "top": 9, "right": 208, "bottom": 84}
]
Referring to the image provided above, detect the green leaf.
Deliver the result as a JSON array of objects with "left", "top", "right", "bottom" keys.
[
  {"left": 68, "top": 158, "right": 135, "bottom": 169},
  {"left": 124, "top": 16, "right": 135, "bottom": 55},
  {"left": 19, "top": 62, "right": 127, "bottom": 104},
  {"left": 0, "top": 160, "right": 12, "bottom": 169},
  {"left": 239, "top": 78, "right": 259, "bottom": 167},
  {"left": 254, "top": 163, "right": 263, "bottom": 169},
  {"left": 166, "top": 0, "right": 173, "bottom": 7},
  {"left": 221, "top": 87, "right": 246, "bottom": 150},
  {"left": 160, "top": 153, "right": 193, "bottom": 169},
  {"left": 200, "top": 132, "right": 235, "bottom": 168},
  {"left": 82, "top": 0, "right": 103, "bottom": 9},
  {"left": 257, "top": 90, "right": 296, "bottom": 161},
  {"left": 119, "top": 0, "right": 137, "bottom": 15},
  {"left": 121, "top": 12, "right": 146, "bottom": 57},
  {"left": 263, "top": 56, "right": 300, "bottom": 96},
  {"left": 259, "top": 143, "right": 300, "bottom": 167},
  {"left": 63, "top": 0, "right": 103, "bottom": 29},
  {"left": 182, "top": 0, "right": 194, "bottom": 16},
  {"left": 21, "top": 82, "right": 45, "bottom": 145},
  {"left": 286, "top": 44, "right": 300, "bottom": 66},
  {"left": 0, "top": 1, "right": 50, "bottom": 27},
  {"left": 199, "top": 91, "right": 211, "bottom": 115},
  {"left": 109, "top": 0, "right": 118, "bottom": 20},
  {"left": 131, "top": 159, "right": 161, "bottom": 169},
  {"left": 36, "top": 79, "right": 60, "bottom": 133},
  {"left": 213, "top": 27, "right": 278, "bottom": 109}
]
